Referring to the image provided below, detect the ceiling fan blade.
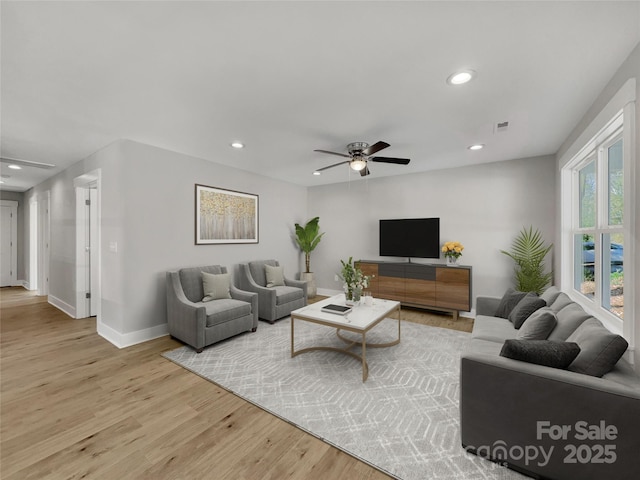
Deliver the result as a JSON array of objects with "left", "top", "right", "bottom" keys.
[
  {"left": 315, "top": 160, "right": 350, "bottom": 172},
  {"left": 314, "top": 149, "right": 351, "bottom": 158},
  {"left": 370, "top": 156, "right": 410, "bottom": 165},
  {"left": 362, "top": 141, "right": 390, "bottom": 156},
  {"left": 360, "top": 166, "right": 370, "bottom": 177}
]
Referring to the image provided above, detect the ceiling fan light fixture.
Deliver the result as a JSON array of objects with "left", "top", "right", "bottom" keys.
[
  {"left": 350, "top": 157, "right": 367, "bottom": 171},
  {"left": 447, "top": 70, "right": 475, "bottom": 86}
]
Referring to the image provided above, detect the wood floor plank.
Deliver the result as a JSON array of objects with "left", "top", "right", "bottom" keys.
[{"left": 0, "top": 287, "right": 472, "bottom": 479}]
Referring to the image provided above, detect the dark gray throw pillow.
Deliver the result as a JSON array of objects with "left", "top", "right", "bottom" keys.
[
  {"left": 500, "top": 339, "right": 581, "bottom": 369},
  {"left": 495, "top": 288, "right": 529, "bottom": 319},
  {"left": 566, "top": 318, "right": 629, "bottom": 377},
  {"left": 517, "top": 307, "right": 557, "bottom": 340},
  {"left": 508, "top": 293, "right": 547, "bottom": 329}
]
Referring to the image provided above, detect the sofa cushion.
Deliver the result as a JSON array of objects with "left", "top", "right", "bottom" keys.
[
  {"left": 566, "top": 318, "right": 629, "bottom": 377},
  {"left": 179, "top": 265, "right": 225, "bottom": 303},
  {"left": 495, "top": 288, "right": 529, "bottom": 319},
  {"left": 500, "top": 339, "right": 581, "bottom": 369},
  {"left": 265, "top": 264, "right": 285, "bottom": 287},
  {"left": 248, "top": 260, "right": 278, "bottom": 287},
  {"left": 471, "top": 315, "right": 518, "bottom": 343},
  {"left": 547, "top": 303, "right": 591, "bottom": 342},
  {"left": 540, "top": 286, "right": 562, "bottom": 306},
  {"left": 204, "top": 299, "right": 252, "bottom": 327},
  {"left": 274, "top": 285, "right": 303, "bottom": 305},
  {"left": 549, "top": 292, "right": 573, "bottom": 313},
  {"left": 516, "top": 307, "right": 557, "bottom": 340},
  {"left": 202, "top": 272, "right": 231, "bottom": 301},
  {"left": 508, "top": 294, "right": 546, "bottom": 329}
]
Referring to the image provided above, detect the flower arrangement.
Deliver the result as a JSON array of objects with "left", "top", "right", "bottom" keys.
[
  {"left": 339, "top": 257, "right": 372, "bottom": 302},
  {"left": 442, "top": 241, "right": 464, "bottom": 260}
]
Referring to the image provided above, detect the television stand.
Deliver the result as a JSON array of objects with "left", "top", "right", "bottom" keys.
[{"left": 356, "top": 260, "right": 472, "bottom": 319}]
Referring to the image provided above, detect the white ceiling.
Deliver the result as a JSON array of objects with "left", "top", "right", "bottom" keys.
[{"left": 1, "top": 1, "right": 639, "bottom": 192}]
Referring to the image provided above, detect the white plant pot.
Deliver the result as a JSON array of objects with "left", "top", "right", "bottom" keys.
[{"left": 300, "top": 272, "right": 317, "bottom": 298}]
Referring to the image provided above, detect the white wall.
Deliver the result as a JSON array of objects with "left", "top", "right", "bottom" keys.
[
  {"left": 22, "top": 139, "right": 308, "bottom": 346},
  {"left": 556, "top": 42, "right": 639, "bottom": 366},
  {"left": 116, "top": 140, "right": 308, "bottom": 337},
  {"left": 308, "top": 155, "right": 557, "bottom": 309}
]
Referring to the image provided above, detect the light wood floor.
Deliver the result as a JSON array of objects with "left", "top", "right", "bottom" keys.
[{"left": 0, "top": 287, "right": 473, "bottom": 479}]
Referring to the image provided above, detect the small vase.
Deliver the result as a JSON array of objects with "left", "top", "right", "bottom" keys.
[
  {"left": 446, "top": 256, "right": 458, "bottom": 266},
  {"left": 345, "top": 286, "right": 362, "bottom": 305}
]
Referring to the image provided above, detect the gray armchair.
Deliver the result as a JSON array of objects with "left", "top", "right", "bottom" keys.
[
  {"left": 166, "top": 265, "right": 258, "bottom": 353},
  {"left": 237, "top": 259, "right": 307, "bottom": 323}
]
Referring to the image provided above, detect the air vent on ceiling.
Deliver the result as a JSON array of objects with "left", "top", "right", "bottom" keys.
[{"left": 494, "top": 121, "right": 509, "bottom": 133}]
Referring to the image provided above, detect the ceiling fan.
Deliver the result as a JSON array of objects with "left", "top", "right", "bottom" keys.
[{"left": 313, "top": 141, "right": 410, "bottom": 177}]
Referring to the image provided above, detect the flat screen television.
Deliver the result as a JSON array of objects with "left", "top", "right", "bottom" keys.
[{"left": 379, "top": 218, "right": 440, "bottom": 259}]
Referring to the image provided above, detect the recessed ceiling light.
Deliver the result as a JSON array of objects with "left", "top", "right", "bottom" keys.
[
  {"left": 447, "top": 70, "right": 476, "bottom": 86},
  {"left": 8, "top": 164, "right": 22, "bottom": 170},
  {"left": 468, "top": 144, "right": 484, "bottom": 151},
  {"left": 230, "top": 142, "right": 244, "bottom": 149},
  {"left": 313, "top": 171, "right": 321, "bottom": 176}
]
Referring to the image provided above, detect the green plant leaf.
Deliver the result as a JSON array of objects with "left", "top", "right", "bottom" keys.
[{"left": 502, "top": 226, "right": 553, "bottom": 294}]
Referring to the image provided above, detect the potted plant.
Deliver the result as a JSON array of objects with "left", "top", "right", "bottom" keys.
[
  {"left": 338, "top": 257, "right": 372, "bottom": 305},
  {"left": 294, "top": 216, "right": 324, "bottom": 298},
  {"left": 501, "top": 226, "right": 553, "bottom": 294}
]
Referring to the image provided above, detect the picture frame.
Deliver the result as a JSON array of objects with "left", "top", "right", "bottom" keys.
[{"left": 195, "top": 184, "right": 259, "bottom": 244}]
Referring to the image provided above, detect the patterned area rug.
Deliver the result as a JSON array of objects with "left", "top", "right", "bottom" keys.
[{"left": 163, "top": 317, "right": 527, "bottom": 480}]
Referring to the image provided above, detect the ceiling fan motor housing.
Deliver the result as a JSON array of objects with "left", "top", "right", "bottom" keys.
[{"left": 347, "top": 142, "right": 369, "bottom": 155}]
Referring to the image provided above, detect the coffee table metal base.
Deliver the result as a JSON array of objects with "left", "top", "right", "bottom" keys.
[{"left": 290, "top": 309, "right": 401, "bottom": 382}]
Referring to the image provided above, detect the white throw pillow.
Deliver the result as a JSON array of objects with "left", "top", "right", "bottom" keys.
[
  {"left": 202, "top": 272, "right": 231, "bottom": 302},
  {"left": 264, "top": 264, "right": 285, "bottom": 287}
]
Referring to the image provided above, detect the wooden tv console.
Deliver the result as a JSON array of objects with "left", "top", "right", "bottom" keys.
[{"left": 356, "top": 261, "right": 472, "bottom": 320}]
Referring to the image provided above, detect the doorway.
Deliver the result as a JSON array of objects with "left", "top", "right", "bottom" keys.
[
  {"left": 0, "top": 200, "right": 18, "bottom": 287},
  {"left": 74, "top": 171, "right": 101, "bottom": 319}
]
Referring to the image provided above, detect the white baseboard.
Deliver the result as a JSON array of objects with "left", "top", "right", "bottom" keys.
[
  {"left": 97, "top": 321, "right": 169, "bottom": 349},
  {"left": 49, "top": 295, "right": 76, "bottom": 318},
  {"left": 317, "top": 288, "right": 342, "bottom": 296}
]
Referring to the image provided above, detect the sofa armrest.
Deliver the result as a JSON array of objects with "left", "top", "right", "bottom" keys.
[
  {"left": 237, "top": 264, "right": 277, "bottom": 320},
  {"left": 230, "top": 285, "right": 259, "bottom": 328},
  {"left": 285, "top": 277, "right": 308, "bottom": 300},
  {"left": 476, "top": 296, "right": 501, "bottom": 316},
  {"left": 460, "top": 352, "right": 640, "bottom": 479},
  {"left": 166, "top": 271, "right": 207, "bottom": 349}
]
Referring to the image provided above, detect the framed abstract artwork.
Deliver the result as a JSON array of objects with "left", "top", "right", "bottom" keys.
[{"left": 195, "top": 184, "right": 259, "bottom": 244}]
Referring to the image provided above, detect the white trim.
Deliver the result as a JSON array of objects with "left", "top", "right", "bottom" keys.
[
  {"left": 48, "top": 294, "right": 76, "bottom": 318},
  {"left": 559, "top": 78, "right": 636, "bottom": 169},
  {"left": 97, "top": 321, "right": 169, "bottom": 349}
]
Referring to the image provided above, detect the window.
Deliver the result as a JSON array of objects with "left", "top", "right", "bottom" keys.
[{"left": 571, "top": 129, "right": 624, "bottom": 321}]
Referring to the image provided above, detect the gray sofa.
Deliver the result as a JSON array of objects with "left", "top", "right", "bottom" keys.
[
  {"left": 166, "top": 265, "right": 258, "bottom": 352},
  {"left": 460, "top": 286, "right": 640, "bottom": 480}
]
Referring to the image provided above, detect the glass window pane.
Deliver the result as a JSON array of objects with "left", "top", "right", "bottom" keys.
[
  {"left": 608, "top": 139, "right": 623, "bottom": 225},
  {"left": 574, "top": 233, "right": 595, "bottom": 299},
  {"left": 601, "top": 233, "right": 624, "bottom": 319},
  {"left": 579, "top": 161, "right": 596, "bottom": 228}
]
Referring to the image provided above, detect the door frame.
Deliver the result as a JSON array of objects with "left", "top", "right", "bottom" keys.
[
  {"left": 74, "top": 170, "right": 101, "bottom": 319},
  {"left": 29, "top": 196, "right": 38, "bottom": 291}
]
